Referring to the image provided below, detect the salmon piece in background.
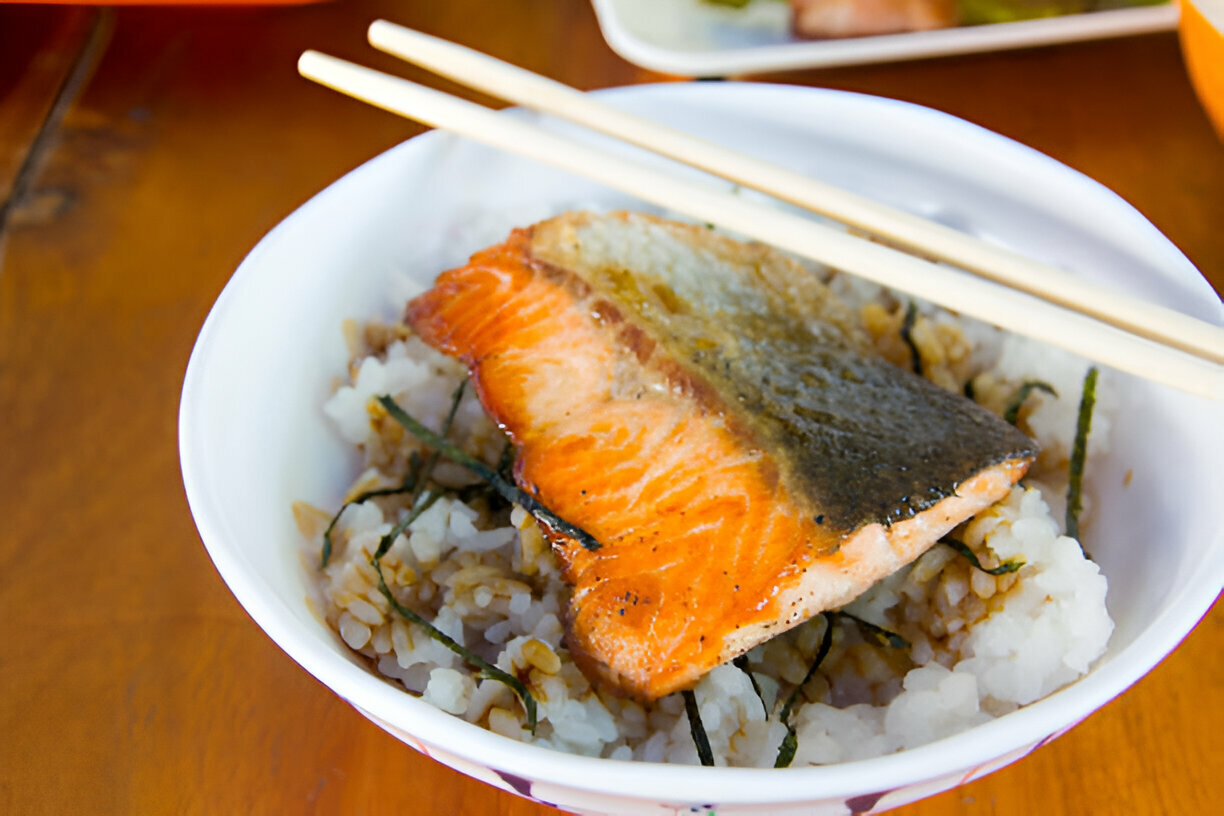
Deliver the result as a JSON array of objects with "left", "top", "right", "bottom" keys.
[{"left": 791, "top": 0, "right": 959, "bottom": 38}]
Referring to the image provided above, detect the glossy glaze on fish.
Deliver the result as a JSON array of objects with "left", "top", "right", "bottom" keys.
[{"left": 406, "top": 211, "right": 1036, "bottom": 700}]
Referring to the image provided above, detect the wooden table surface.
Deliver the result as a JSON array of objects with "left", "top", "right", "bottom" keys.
[{"left": 1, "top": 1, "right": 1220, "bottom": 813}]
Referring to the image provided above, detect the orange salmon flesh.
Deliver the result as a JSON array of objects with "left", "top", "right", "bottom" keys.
[{"left": 406, "top": 212, "right": 1035, "bottom": 700}]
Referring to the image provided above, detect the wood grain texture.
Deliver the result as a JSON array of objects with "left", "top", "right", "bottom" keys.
[
  {"left": 0, "top": 6, "right": 100, "bottom": 217},
  {"left": 0, "top": 2, "right": 1219, "bottom": 815}
]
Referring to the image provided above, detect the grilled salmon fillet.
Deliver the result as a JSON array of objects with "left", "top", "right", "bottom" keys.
[{"left": 406, "top": 211, "right": 1036, "bottom": 701}]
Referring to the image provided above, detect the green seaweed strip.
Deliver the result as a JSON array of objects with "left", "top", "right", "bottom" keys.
[
  {"left": 448, "top": 443, "right": 518, "bottom": 509},
  {"left": 322, "top": 381, "right": 466, "bottom": 567},
  {"left": 942, "top": 537, "right": 1024, "bottom": 575},
  {"left": 1066, "top": 367, "right": 1098, "bottom": 548},
  {"left": 377, "top": 394, "right": 602, "bottom": 551},
  {"left": 774, "top": 612, "right": 835, "bottom": 768},
  {"left": 900, "top": 301, "right": 923, "bottom": 376},
  {"left": 321, "top": 452, "right": 423, "bottom": 567},
  {"left": 778, "top": 614, "right": 836, "bottom": 724},
  {"left": 372, "top": 488, "right": 446, "bottom": 562},
  {"left": 370, "top": 558, "right": 538, "bottom": 733},
  {"left": 496, "top": 442, "right": 515, "bottom": 478},
  {"left": 732, "top": 655, "right": 768, "bottom": 718},
  {"left": 411, "top": 382, "right": 467, "bottom": 505},
  {"left": 369, "top": 384, "right": 539, "bottom": 731},
  {"left": 324, "top": 383, "right": 540, "bottom": 730},
  {"left": 774, "top": 723, "right": 799, "bottom": 769},
  {"left": 682, "top": 689, "right": 715, "bottom": 767},
  {"left": 1002, "top": 381, "right": 1058, "bottom": 426},
  {"left": 377, "top": 382, "right": 466, "bottom": 553},
  {"left": 834, "top": 611, "right": 909, "bottom": 649}
]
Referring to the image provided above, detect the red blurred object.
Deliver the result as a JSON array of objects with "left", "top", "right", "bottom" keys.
[{"left": 0, "top": 0, "right": 327, "bottom": 4}]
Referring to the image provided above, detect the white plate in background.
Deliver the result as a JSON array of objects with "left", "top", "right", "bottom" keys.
[{"left": 591, "top": 0, "right": 1178, "bottom": 75}]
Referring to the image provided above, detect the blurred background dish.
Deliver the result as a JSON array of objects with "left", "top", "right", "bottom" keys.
[{"left": 591, "top": 0, "right": 1178, "bottom": 74}]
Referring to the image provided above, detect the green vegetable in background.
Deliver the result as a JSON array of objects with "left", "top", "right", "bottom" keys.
[{"left": 959, "top": 0, "right": 1168, "bottom": 26}]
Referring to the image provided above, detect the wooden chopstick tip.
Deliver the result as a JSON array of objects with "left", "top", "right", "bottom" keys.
[
  {"left": 368, "top": 19, "right": 396, "bottom": 42},
  {"left": 298, "top": 49, "right": 325, "bottom": 79},
  {"left": 368, "top": 20, "right": 458, "bottom": 66},
  {"left": 368, "top": 19, "right": 434, "bottom": 48},
  {"left": 298, "top": 50, "right": 359, "bottom": 88}
]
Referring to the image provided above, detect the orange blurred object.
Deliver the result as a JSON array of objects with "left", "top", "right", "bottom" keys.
[
  {"left": 0, "top": 0, "right": 325, "bottom": 4},
  {"left": 1179, "top": 0, "right": 1224, "bottom": 139}
]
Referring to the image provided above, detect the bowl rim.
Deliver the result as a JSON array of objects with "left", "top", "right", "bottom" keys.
[{"left": 180, "top": 80, "right": 1224, "bottom": 806}]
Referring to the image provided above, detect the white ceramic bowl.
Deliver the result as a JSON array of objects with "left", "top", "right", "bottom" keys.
[{"left": 179, "top": 83, "right": 1223, "bottom": 815}]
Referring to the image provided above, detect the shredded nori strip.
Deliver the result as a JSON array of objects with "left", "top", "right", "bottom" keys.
[
  {"left": 412, "top": 381, "right": 468, "bottom": 501},
  {"left": 377, "top": 394, "right": 602, "bottom": 551},
  {"left": 774, "top": 613, "right": 835, "bottom": 768},
  {"left": 368, "top": 383, "right": 538, "bottom": 731},
  {"left": 1003, "top": 380, "right": 1058, "bottom": 426},
  {"left": 732, "top": 654, "right": 768, "bottom": 718},
  {"left": 496, "top": 441, "right": 516, "bottom": 478},
  {"left": 900, "top": 301, "right": 923, "bottom": 376},
  {"left": 1066, "top": 367, "right": 1098, "bottom": 549},
  {"left": 323, "top": 383, "right": 469, "bottom": 566},
  {"left": 371, "top": 557, "right": 538, "bottom": 733},
  {"left": 784, "top": 615, "right": 836, "bottom": 720},
  {"left": 372, "top": 488, "right": 446, "bottom": 562},
  {"left": 325, "top": 383, "right": 540, "bottom": 731},
  {"left": 321, "top": 452, "right": 422, "bottom": 568},
  {"left": 682, "top": 689, "right": 716, "bottom": 767},
  {"left": 834, "top": 611, "right": 909, "bottom": 650},
  {"left": 774, "top": 726, "right": 799, "bottom": 769},
  {"left": 942, "top": 537, "right": 1024, "bottom": 575}
]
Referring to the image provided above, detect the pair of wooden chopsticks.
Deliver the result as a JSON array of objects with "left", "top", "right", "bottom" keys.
[{"left": 299, "top": 22, "right": 1224, "bottom": 400}]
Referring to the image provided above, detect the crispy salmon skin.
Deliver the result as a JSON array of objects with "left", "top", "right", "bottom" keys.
[{"left": 405, "top": 211, "right": 1036, "bottom": 701}]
